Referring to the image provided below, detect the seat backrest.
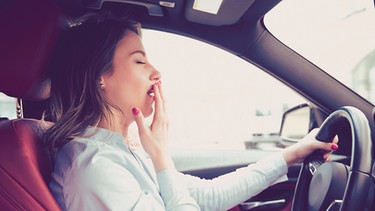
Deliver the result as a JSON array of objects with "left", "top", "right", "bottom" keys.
[
  {"left": 0, "top": 119, "right": 59, "bottom": 210},
  {"left": 0, "top": 0, "right": 63, "bottom": 101},
  {"left": 0, "top": 0, "right": 65, "bottom": 210}
]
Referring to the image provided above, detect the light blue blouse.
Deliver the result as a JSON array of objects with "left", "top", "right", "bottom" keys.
[{"left": 49, "top": 127, "right": 288, "bottom": 211}]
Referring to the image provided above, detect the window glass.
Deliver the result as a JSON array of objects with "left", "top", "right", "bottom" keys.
[
  {"left": 265, "top": 0, "right": 375, "bottom": 104},
  {"left": 140, "top": 29, "right": 306, "bottom": 150},
  {"left": 0, "top": 93, "right": 17, "bottom": 119}
]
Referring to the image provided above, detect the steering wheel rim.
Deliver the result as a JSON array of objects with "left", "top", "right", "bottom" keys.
[{"left": 291, "top": 106, "right": 373, "bottom": 211}]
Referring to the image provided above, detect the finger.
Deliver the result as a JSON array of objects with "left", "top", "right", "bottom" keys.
[
  {"left": 157, "top": 80, "right": 166, "bottom": 103},
  {"left": 311, "top": 128, "right": 339, "bottom": 151},
  {"left": 153, "top": 81, "right": 165, "bottom": 117},
  {"left": 316, "top": 141, "right": 338, "bottom": 152},
  {"left": 132, "top": 107, "right": 148, "bottom": 135},
  {"left": 332, "top": 135, "right": 339, "bottom": 144},
  {"left": 157, "top": 81, "right": 167, "bottom": 113},
  {"left": 323, "top": 152, "right": 331, "bottom": 161}
]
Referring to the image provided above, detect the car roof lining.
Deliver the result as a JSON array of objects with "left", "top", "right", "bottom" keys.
[
  {"left": 84, "top": 0, "right": 257, "bottom": 26},
  {"left": 96, "top": 0, "right": 280, "bottom": 55}
]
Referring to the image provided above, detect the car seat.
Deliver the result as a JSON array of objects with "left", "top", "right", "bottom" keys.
[{"left": 0, "top": 0, "right": 65, "bottom": 210}]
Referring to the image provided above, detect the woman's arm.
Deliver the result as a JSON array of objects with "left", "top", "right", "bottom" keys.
[
  {"left": 180, "top": 152, "right": 288, "bottom": 211},
  {"left": 179, "top": 129, "right": 338, "bottom": 211}
]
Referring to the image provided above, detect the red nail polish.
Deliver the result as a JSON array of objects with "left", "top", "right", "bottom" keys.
[
  {"left": 331, "top": 144, "right": 338, "bottom": 150},
  {"left": 132, "top": 107, "right": 140, "bottom": 115}
]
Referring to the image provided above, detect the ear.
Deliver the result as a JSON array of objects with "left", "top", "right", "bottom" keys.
[{"left": 99, "top": 76, "right": 105, "bottom": 89}]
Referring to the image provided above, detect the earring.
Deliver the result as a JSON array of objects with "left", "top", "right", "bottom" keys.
[{"left": 100, "top": 83, "right": 105, "bottom": 89}]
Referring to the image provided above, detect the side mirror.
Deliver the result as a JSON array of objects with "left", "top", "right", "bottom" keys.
[{"left": 279, "top": 104, "right": 315, "bottom": 147}]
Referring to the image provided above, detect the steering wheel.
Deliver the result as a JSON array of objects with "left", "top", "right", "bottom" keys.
[{"left": 291, "top": 106, "right": 373, "bottom": 211}]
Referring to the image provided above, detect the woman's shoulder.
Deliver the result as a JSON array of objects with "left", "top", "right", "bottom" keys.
[{"left": 54, "top": 127, "right": 124, "bottom": 167}]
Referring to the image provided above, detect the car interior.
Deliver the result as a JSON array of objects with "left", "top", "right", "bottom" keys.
[{"left": 1, "top": 0, "right": 375, "bottom": 210}]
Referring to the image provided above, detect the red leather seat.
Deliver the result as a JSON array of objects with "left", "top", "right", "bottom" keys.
[
  {"left": 0, "top": 119, "right": 59, "bottom": 210},
  {"left": 0, "top": 0, "right": 65, "bottom": 210}
]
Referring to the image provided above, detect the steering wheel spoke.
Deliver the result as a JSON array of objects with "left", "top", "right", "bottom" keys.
[{"left": 307, "top": 158, "right": 324, "bottom": 175}]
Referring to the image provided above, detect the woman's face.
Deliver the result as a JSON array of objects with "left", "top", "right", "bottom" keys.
[{"left": 101, "top": 30, "right": 160, "bottom": 123}]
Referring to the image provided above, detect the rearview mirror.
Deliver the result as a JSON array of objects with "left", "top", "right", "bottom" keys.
[{"left": 279, "top": 104, "right": 314, "bottom": 146}]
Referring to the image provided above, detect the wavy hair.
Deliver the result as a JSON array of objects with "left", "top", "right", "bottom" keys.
[{"left": 43, "top": 12, "right": 141, "bottom": 155}]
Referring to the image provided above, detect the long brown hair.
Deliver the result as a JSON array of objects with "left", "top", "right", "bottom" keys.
[{"left": 43, "top": 12, "right": 141, "bottom": 155}]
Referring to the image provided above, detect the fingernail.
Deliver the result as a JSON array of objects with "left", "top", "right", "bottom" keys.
[
  {"left": 132, "top": 107, "right": 140, "bottom": 115},
  {"left": 331, "top": 143, "right": 338, "bottom": 150}
]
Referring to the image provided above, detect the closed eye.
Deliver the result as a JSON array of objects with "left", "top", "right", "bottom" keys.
[{"left": 131, "top": 50, "right": 147, "bottom": 65}]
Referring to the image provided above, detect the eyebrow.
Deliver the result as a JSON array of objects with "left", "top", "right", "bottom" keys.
[{"left": 130, "top": 50, "right": 146, "bottom": 56}]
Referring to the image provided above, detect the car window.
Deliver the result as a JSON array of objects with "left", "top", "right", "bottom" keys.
[
  {"left": 141, "top": 29, "right": 306, "bottom": 151},
  {"left": 265, "top": 0, "right": 375, "bottom": 104},
  {"left": 0, "top": 93, "right": 17, "bottom": 119}
]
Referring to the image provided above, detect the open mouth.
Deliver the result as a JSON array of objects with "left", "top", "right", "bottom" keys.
[{"left": 147, "top": 87, "right": 154, "bottom": 97}]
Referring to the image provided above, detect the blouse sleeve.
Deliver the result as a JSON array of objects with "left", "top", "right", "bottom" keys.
[
  {"left": 157, "top": 169, "right": 201, "bottom": 210},
  {"left": 181, "top": 152, "right": 288, "bottom": 211}
]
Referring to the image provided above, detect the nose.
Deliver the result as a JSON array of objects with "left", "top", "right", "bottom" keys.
[{"left": 150, "top": 65, "right": 161, "bottom": 81}]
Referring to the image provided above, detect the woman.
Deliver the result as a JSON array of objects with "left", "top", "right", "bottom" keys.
[{"left": 44, "top": 13, "right": 338, "bottom": 211}]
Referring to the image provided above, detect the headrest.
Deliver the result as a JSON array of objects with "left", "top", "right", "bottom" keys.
[{"left": 0, "top": 0, "right": 65, "bottom": 101}]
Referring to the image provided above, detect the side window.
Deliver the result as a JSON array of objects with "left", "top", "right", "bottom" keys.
[
  {"left": 141, "top": 29, "right": 306, "bottom": 151},
  {"left": 0, "top": 93, "right": 17, "bottom": 119}
]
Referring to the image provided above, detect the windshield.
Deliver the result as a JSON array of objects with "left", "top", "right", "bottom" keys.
[{"left": 265, "top": 0, "right": 375, "bottom": 104}]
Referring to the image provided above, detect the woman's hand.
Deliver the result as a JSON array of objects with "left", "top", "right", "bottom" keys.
[
  {"left": 132, "top": 81, "right": 174, "bottom": 172},
  {"left": 282, "top": 128, "right": 339, "bottom": 166}
]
